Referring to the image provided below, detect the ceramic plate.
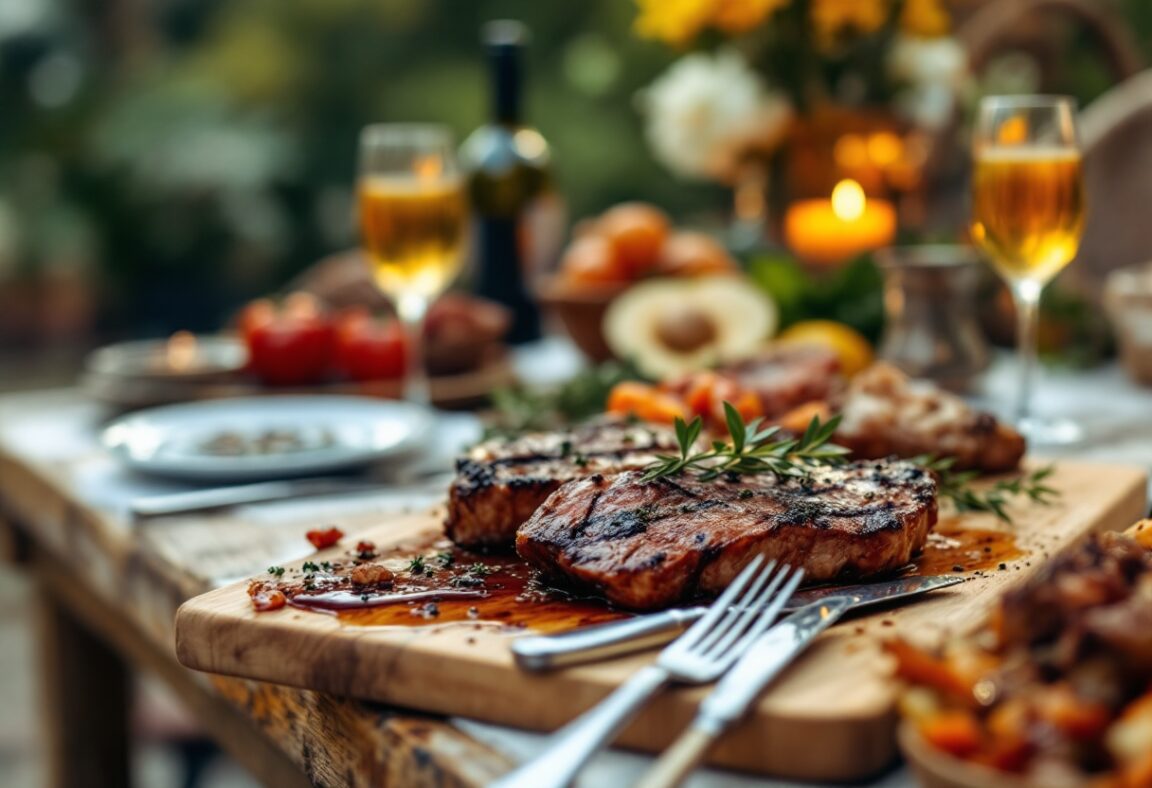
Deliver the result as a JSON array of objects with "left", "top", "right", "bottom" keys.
[{"left": 102, "top": 396, "right": 431, "bottom": 481}]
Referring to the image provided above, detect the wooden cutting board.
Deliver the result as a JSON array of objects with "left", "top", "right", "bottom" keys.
[{"left": 175, "top": 461, "right": 1147, "bottom": 782}]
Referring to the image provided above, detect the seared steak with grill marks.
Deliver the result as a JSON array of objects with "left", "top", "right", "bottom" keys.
[
  {"left": 445, "top": 420, "right": 678, "bottom": 550},
  {"left": 516, "top": 461, "right": 937, "bottom": 610}
]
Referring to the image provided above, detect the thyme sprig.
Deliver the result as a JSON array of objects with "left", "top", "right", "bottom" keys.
[
  {"left": 640, "top": 402, "right": 850, "bottom": 483},
  {"left": 916, "top": 456, "right": 1059, "bottom": 523},
  {"left": 638, "top": 403, "right": 1060, "bottom": 525}
]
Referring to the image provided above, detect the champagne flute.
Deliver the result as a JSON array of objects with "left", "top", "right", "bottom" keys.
[
  {"left": 971, "top": 96, "right": 1085, "bottom": 444},
  {"left": 358, "top": 124, "right": 467, "bottom": 405}
]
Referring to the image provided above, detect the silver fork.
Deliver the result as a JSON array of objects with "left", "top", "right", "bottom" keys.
[{"left": 491, "top": 557, "right": 804, "bottom": 788}]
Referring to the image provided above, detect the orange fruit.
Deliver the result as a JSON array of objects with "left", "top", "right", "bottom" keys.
[
  {"left": 775, "top": 320, "right": 874, "bottom": 377},
  {"left": 596, "top": 202, "right": 670, "bottom": 278},
  {"left": 559, "top": 235, "right": 629, "bottom": 286},
  {"left": 656, "top": 231, "right": 738, "bottom": 277}
]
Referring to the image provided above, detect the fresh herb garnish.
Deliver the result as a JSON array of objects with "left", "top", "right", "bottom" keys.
[
  {"left": 436, "top": 550, "right": 455, "bottom": 568},
  {"left": 469, "top": 562, "right": 494, "bottom": 576},
  {"left": 407, "top": 555, "right": 427, "bottom": 575},
  {"left": 267, "top": 565, "right": 285, "bottom": 578},
  {"left": 301, "top": 561, "right": 320, "bottom": 574},
  {"left": 916, "top": 456, "right": 1059, "bottom": 524},
  {"left": 640, "top": 403, "right": 849, "bottom": 483}
]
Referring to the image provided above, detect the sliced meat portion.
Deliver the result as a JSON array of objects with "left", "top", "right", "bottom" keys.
[
  {"left": 445, "top": 420, "right": 678, "bottom": 550},
  {"left": 517, "top": 461, "right": 937, "bottom": 610},
  {"left": 663, "top": 345, "right": 843, "bottom": 420},
  {"left": 831, "top": 363, "right": 1025, "bottom": 473},
  {"left": 728, "top": 345, "right": 843, "bottom": 416}
]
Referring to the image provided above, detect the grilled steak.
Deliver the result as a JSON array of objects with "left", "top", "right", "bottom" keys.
[
  {"left": 832, "top": 363, "right": 1025, "bottom": 473},
  {"left": 445, "top": 420, "right": 678, "bottom": 550},
  {"left": 516, "top": 460, "right": 937, "bottom": 610}
]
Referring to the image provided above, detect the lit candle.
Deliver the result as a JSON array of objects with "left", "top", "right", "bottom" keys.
[{"left": 783, "top": 179, "right": 897, "bottom": 266}]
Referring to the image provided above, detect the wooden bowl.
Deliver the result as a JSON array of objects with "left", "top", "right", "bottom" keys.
[
  {"left": 898, "top": 720, "right": 1032, "bottom": 788},
  {"left": 536, "top": 277, "right": 629, "bottom": 362}
]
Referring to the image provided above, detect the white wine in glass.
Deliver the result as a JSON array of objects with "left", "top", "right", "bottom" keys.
[
  {"left": 971, "top": 96, "right": 1085, "bottom": 445},
  {"left": 358, "top": 124, "right": 467, "bottom": 405}
]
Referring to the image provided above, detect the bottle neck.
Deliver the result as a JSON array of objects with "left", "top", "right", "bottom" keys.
[{"left": 489, "top": 45, "right": 522, "bottom": 126}]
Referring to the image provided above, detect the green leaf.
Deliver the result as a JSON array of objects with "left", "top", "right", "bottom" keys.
[
  {"left": 674, "top": 417, "right": 689, "bottom": 453},
  {"left": 724, "top": 402, "right": 746, "bottom": 454},
  {"left": 685, "top": 417, "right": 703, "bottom": 454}
]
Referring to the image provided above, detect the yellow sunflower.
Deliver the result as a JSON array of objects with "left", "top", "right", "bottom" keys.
[
  {"left": 810, "top": 0, "right": 889, "bottom": 48},
  {"left": 713, "top": 0, "right": 791, "bottom": 35},
  {"left": 634, "top": 0, "right": 715, "bottom": 46},
  {"left": 900, "top": 0, "right": 951, "bottom": 37}
]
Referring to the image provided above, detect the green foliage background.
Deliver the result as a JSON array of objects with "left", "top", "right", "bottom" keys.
[
  {"left": 0, "top": 0, "right": 725, "bottom": 335},
  {"left": 1, "top": 0, "right": 1150, "bottom": 339}
]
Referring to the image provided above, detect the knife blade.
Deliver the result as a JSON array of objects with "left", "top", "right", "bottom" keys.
[
  {"left": 510, "top": 574, "right": 963, "bottom": 671},
  {"left": 636, "top": 596, "right": 854, "bottom": 788},
  {"left": 129, "top": 477, "right": 382, "bottom": 517}
]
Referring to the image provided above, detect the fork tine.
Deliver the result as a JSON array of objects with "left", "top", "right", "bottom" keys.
[
  {"left": 705, "top": 562, "right": 806, "bottom": 668},
  {"left": 700, "top": 562, "right": 801, "bottom": 663},
  {"left": 676, "top": 555, "right": 764, "bottom": 649},
  {"left": 690, "top": 560, "right": 781, "bottom": 656},
  {"left": 696, "top": 562, "right": 791, "bottom": 658}
]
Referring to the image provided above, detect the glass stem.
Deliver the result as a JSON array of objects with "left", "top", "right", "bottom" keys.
[
  {"left": 1010, "top": 279, "right": 1043, "bottom": 426},
  {"left": 396, "top": 292, "right": 430, "bottom": 407}
]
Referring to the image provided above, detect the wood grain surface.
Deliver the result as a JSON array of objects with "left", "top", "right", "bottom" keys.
[
  {"left": 0, "top": 391, "right": 511, "bottom": 788},
  {"left": 175, "top": 461, "right": 1148, "bottom": 782}
]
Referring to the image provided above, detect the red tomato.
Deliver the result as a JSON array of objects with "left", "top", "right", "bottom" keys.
[
  {"left": 241, "top": 293, "right": 335, "bottom": 386},
  {"left": 306, "top": 527, "right": 344, "bottom": 550},
  {"left": 333, "top": 308, "right": 408, "bottom": 382}
]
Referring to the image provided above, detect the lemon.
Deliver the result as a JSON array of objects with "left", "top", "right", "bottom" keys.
[{"left": 776, "top": 320, "right": 874, "bottom": 377}]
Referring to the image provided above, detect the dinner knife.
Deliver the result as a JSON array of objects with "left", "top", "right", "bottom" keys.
[
  {"left": 128, "top": 477, "right": 384, "bottom": 517},
  {"left": 510, "top": 574, "right": 963, "bottom": 671},
  {"left": 635, "top": 596, "right": 854, "bottom": 788}
]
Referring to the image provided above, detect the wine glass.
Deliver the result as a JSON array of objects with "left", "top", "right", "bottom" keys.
[
  {"left": 358, "top": 124, "right": 467, "bottom": 405},
  {"left": 971, "top": 96, "right": 1085, "bottom": 444}
]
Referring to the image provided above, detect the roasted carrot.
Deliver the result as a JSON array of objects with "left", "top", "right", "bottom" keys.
[
  {"left": 919, "top": 710, "right": 983, "bottom": 758},
  {"left": 606, "top": 381, "right": 688, "bottom": 425},
  {"left": 886, "top": 639, "right": 980, "bottom": 703}
]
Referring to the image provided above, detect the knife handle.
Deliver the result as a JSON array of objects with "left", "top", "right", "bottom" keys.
[
  {"left": 636, "top": 722, "right": 718, "bottom": 788},
  {"left": 510, "top": 608, "right": 705, "bottom": 671}
]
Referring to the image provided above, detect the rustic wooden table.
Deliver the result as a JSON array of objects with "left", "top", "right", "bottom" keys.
[
  {"left": 0, "top": 390, "right": 510, "bottom": 788},
  {"left": 3, "top": 357, "right": 1150, "bottom": 788}
]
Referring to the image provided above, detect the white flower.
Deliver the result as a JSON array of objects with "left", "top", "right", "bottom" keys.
[
  {"left": 639, "top": 49, "right": 792, "bottom": 182},
  {"left": 888, "top": 35, "right": 969, "bottom": 129}
]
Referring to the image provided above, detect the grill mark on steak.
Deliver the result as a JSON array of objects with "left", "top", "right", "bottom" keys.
[
  {"left": 516, "top": 460, "right": 937, "bottom": 610},
  {"left": 474, "top": 442, "right": 669, "bottom": 468},
  {"left": 444, "top": 420, "right": 678, "bottom": 550}
]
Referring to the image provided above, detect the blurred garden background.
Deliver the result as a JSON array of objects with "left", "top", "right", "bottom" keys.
[
  {"left": 4, "top": 0, "right": 1152, "bottom": 368},
  {"left": 5, "top": 2, "right": 1152, "bottom": 786}
]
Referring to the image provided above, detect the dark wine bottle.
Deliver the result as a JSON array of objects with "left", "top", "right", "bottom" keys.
[{"left": 461, "top": 20, "right": 558, "bottom": 345}]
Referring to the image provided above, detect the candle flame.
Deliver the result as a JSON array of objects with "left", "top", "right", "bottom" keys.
[
  {"left": 831, "top": 179, "right": 866, "bottom": 222},
  {"left": 166, "top": 331, "right": 198, "bottom": 371}
]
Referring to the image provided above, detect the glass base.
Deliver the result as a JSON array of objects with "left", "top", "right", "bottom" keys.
[{"left": 1016, "top": 415, "right": 1083, "bottom": 447}]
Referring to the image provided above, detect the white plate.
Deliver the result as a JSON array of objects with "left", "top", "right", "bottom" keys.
[{"left": 102, "top": 396, "right": 432, "bottom": 481}]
